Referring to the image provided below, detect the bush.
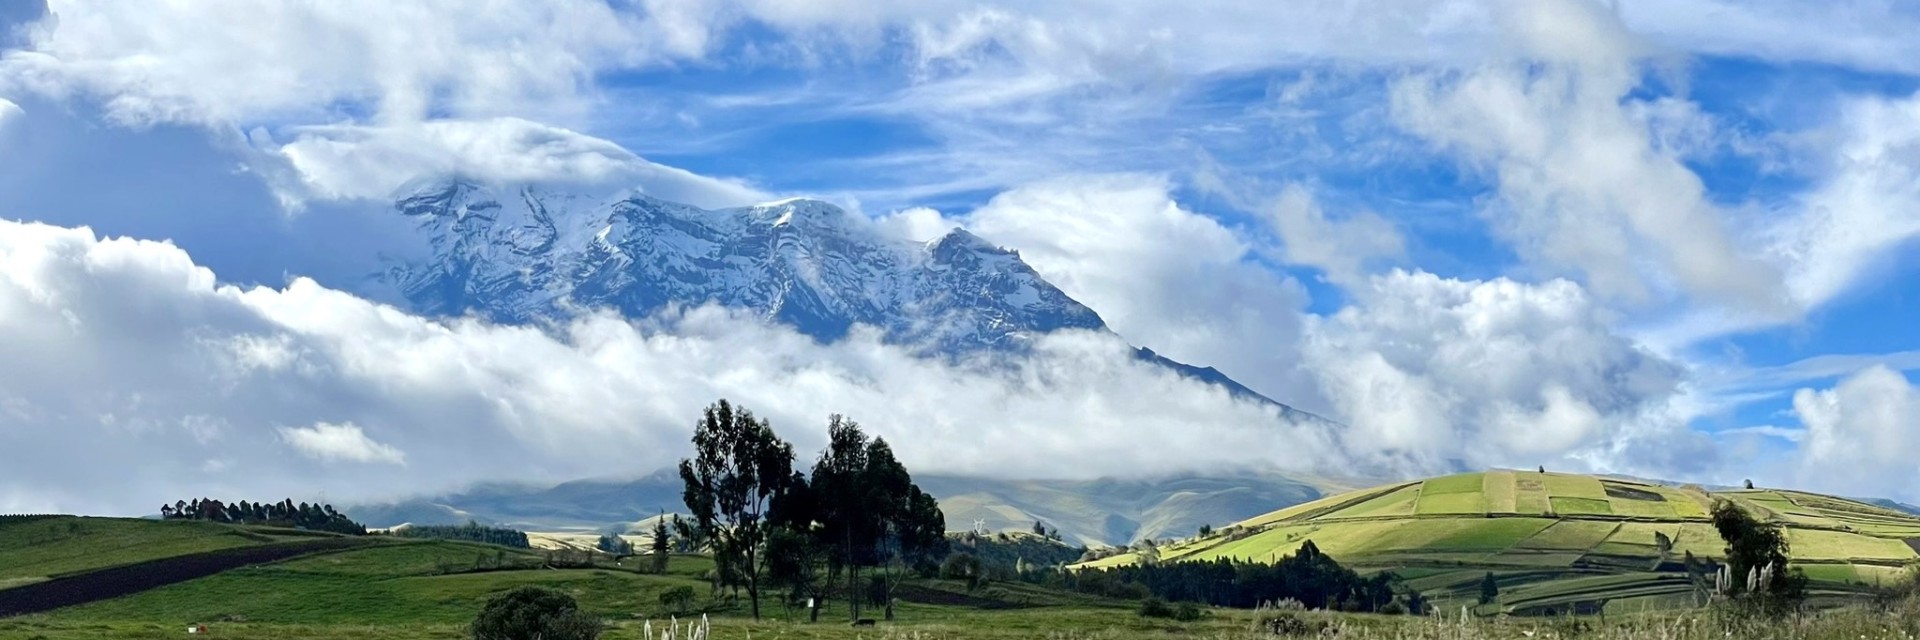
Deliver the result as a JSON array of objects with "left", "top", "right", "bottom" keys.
[
  {"left": 471, "top": 585, "right": 602, "bottom": 640},
  {"left": 1256, "top": 611, "right": 1327, "bottom": 636},
  {"left": 1139, "top": 597, "right": 1175, "bottom": 619},
  {"left": 659, "top": 585, "right": 696, "bottom": 614},
  {"left": 1140, "top": 597, "right": 1201, "bottom": 621}
]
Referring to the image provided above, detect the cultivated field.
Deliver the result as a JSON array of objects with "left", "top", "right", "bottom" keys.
[{"left": 1080, "top": 471, "right": 1920, "bottom": 615}]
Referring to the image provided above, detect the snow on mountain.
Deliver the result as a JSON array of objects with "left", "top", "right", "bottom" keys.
[
  {"left": 377, "top": 179, "right": 1313, "bottom": 412},
  {"left": 381, "top": 180, "right": 1106, "bottom": 354}
]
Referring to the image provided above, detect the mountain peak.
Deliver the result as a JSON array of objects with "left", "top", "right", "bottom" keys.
[
  {"left": 375, "top": 183, "right": 1320, "bottom": 418},
  {"left": 381, "top": 185, "right": 1104, "bottom": 351},
  {"left": 747, "top": 198, "right": 852, "bottom": 229}
]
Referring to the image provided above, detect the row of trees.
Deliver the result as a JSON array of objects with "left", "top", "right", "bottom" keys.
[
  {"left": 160, "top": 498, "right": 366, "bottom": 535},
  {"left": 1065, "top": 540, "right": 1412, "bottom": 613},
  {"left": 677, "top": 400, "right": 948, "bottom": 622},
  {"left": 391, "top": 522, "right": 531, "bottom": 548}
]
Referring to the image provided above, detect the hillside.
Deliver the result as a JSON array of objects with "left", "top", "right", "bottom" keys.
[
  {"left": 1075, "top": 471, "right": 1920, "bottom": 615},
  {"left": 0, "top": 516, "right": 348, "bottom": 590},
  {"left": 350, "top": 471, "right": 1354, "bottom": 546},
  {"left": 0, "top": 514, "right": 1145, "bottom": 639}
]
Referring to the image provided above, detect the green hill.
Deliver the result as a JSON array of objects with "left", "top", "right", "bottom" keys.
[
  {"left": 0, "top": 516, "right": 346, "bottom": 590},
  {"left": 1074, "top": 471, "right": 1920, "bottom": 615},
  {"left": 350, "top": 471, "right": 1354, "bottom": 546}
]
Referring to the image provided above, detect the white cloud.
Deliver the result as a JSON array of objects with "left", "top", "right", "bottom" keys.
[
  {"left": 1301, "top": 269, "right": 1692, "bottom": 473},
  {"left": 954, "top": 175, "right": 1321, "bottom": 409},
  {"left": 1792, "top": 366, "right": 1920, "bottom": 499},
  {"left": 5, "top": 0, "right": 669, "bottom": 125},
  {"left": 1390, "top": 0, "right": 1785, "bottom": 311},
  {"left": 1620, "top": 0, "right": 1920, "bottom": 77},
  {"left": 1771, "top": 91, "right": 1920, "bottom": 309},
  {"left": 257, "top": 117, "right": 770, "bottom": 209},
  {"left": 0, "top": 218, "right": 1339, "bottom": 516},
  {"left": 1266, "top": 184, "right": 1405, "bottom": 288},
  {"left": 278, "top": 422, "right": 406, "bottom": 465}
]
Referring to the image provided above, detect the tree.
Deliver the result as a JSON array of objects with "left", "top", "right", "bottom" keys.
[
  {"left": 470, "top": 585, "right": 601, "bottom": 640},
  {"left": 678, "top": 400, "right": 795, "bottom": 621},
  {"left": 1198, "top": 524, "right": 1213, "bottom": 537},
  {"left": 1710, "top": 499, "right": 1806, "bottom": 614},
  {"left": 1478, "top": 572, "right": 1499, "bottom": 605},
  {"left": 808, "top": 416, "right": 947, "bottom": 622},
  {"left": 763, "top": 469, "right": 831, "bottom": 621},
  {"left": 879, "top": 480, "right": 948, "bottom": 619},
  {"left": 650, "top": 511, "right": 672, "bottom": 574},
  {"left": 811, "top": 415, "right": 879, "bottom": 622},
  {"left": 1033, "top": 520, "right": 1047, "bottom": 536}
]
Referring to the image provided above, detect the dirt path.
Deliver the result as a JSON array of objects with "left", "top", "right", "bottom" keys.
[{"left": 0, "top": 537, "right": 380, "bottom": 617}]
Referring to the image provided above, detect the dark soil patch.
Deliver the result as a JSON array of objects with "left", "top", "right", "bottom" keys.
[
  {"left": 0, "top": 537, "right": 380, "bottom": 617},
  {"left": 1601, "top": 483, "right": 1665, "bottom": 502},
  {"left": 890, "top": 584, "right": 1033, "bottom": 609}
]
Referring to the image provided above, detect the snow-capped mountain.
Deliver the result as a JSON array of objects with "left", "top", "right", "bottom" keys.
[
  {"left": 377, "top": 180, "right": 1304, "bottom": 410},
  {"left": 382, "top": 181, "right": 1105, "bottom": 354}
]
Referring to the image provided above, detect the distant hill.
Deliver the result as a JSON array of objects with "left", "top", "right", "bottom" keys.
[
  {"left": 347, "top": 471, "right": 1353, "bottom": 546},
  {"left": 1075, "top": 470, "right": 1920, "bottom": 615}
]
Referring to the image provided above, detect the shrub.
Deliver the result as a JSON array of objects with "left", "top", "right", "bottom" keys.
[
  {"left": 1138, "top": 597, "right": 1175, "bottom": 619},
  {"left": 659, "top": 585, "right": 696, "bottom": 614},
  {"left": 1256, "top": 611, "right": 1326, "bottom": 636},
  {"left": 1139, "top": 597, "right": 1201, "bottom": 620},
  {"left": 470, "top": 585, "right": 602, "bottom": 640}
]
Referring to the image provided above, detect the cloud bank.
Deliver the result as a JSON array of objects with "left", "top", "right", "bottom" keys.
[{"left": 0, "top": 218, "right": 1341, "bottom": 516}]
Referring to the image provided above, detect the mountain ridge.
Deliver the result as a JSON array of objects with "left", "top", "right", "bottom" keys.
[
  {"left": 375, "top": 179, "right": 1319, "bottom": 412},
  {"left": 343, "top": 470, "right": 1357, "bottom": 546}
]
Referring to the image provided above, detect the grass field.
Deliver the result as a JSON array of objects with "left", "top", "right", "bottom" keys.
[
  {"left": 1339, "top": 486, "right": 1422, "bottom": 519},
  {"left": 13, "top": 598, "right": 1920, "bottom": 640},
  {"left": 9, "top": 472, "right": 1920, "bottom": 636},
  {"left": 1083, "top": 471, "right": 1920, "bottom": 614},
  {"left": 0, "top": 517, "right": 298, "bottom": 582}
]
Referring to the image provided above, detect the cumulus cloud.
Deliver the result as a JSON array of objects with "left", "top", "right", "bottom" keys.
[
  {"left": 278, "top": 422, "right": 406, "bottom": 465},
  {"left": 256, "top": 118, "right": 770, "bottom": 209},
  {"left": 1301, "top": 269, "right": 1691, "bottom": 473},
  {"left": 1391, "top": 0, "right": 1785, "bottom": 311},
  {"left": 1792, "top": 366, "right": 1920, "bottom": 499},
  {"left": 1266, "top": 184, "right": 1406, "bottom": 289},
  {"left": 0, "top": 218, "right": 1338, "bottom": 516},
  {"left": 949, "top": 175, "right": 1321, "bottom": 410}
]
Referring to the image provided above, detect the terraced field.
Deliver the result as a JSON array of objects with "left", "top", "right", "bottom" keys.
[{"left": 1076, "top": 472, "right": 1920, "bottom": 615}]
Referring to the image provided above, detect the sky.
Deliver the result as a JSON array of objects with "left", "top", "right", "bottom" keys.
[{"left": 2, "top": 0, "right": 1920, "bottom": 515}]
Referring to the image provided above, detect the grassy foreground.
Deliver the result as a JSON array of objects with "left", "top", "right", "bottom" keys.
[{"left": 11, "top": 603, "right": 1920, "bottom": 640}]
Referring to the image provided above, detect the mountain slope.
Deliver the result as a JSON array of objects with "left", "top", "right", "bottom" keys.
[
  {"left": 345, "top": 472, "right": 1351, "bottom": 546},
  {"left": 375, "top": 180, "right": 1311, "bottom": 410},
  {"left": 1077, "top": 471, "right": 1920, "bottom": 614},
  {"left": 382, "top": 182, "right": 1104, "bottom": 354}
]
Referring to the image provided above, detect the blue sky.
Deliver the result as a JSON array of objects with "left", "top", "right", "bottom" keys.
[{"left": 3, "top": 0, "right": 1920, "bottom": 513}]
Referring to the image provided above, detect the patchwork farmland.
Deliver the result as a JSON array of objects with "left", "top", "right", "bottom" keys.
[{"left": 1076, "top": 471, "right": 1920, "bottom": 615}]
